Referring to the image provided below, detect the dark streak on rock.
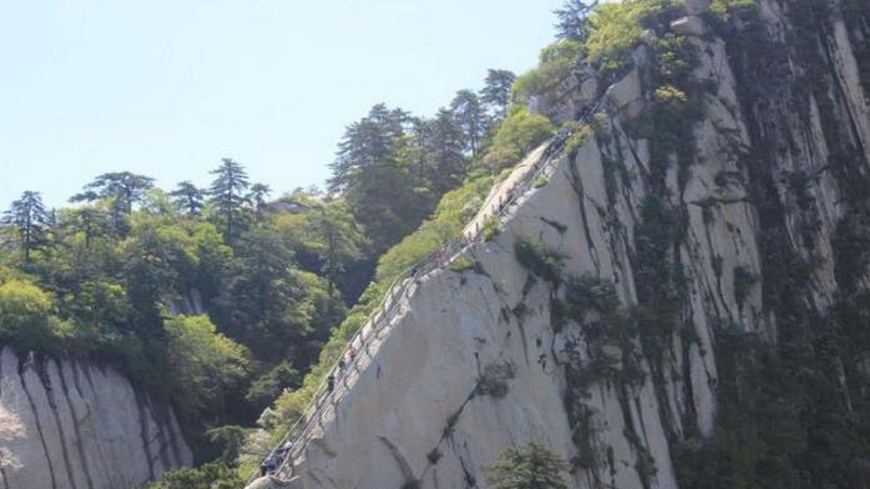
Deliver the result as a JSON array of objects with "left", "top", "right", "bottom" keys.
[
  {"left": 135, "top": 390, "right": 157, "bottom": 480},
  {"left": 57, "top": 362, "right": 94, "bottom": 489},
  {"left": 39, "top": 360, "right": 80, "bottom": 489},
  {"left": 377, "top": 436, "right": 416, "bottom": 484},
  {"left": 163, "top": 408, "right": 184, "bottom": 470},
  {"left": 18, "top": 363, "right": 58, "bottom": 489},
  {"left": 567, "top": 158, "right": 603, "bottom": 274}
]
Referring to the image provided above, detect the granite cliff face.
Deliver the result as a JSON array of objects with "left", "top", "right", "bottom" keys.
[
  {"left": 0, "top": 347, "right": 192, "bottom": 489},
  {"left": 271, "top": 1, "right": 870, "bottom": 488}
]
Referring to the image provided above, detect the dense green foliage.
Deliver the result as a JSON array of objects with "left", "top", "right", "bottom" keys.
[
  {"left": 512, "top": 40, "right": 585, "bottom": 104},
  {"left": 0, "top": 173, "right": 356, "bottom": 458},
  {"left": 482, "top": 442, "right": 570, "bottom": 489},
  {"left": 484, "top": 107, "right": 556, "bottom": 169},
  {"left": 515, "top": 0, "right": 689, "bottom": 106},
  {"left": 674, "top": 300, "right": 870, "bottom": 489},
  {"left": 0, "top": 276, "right": 67, "bottom": 355},
  {"left": 327, "top": 75, "right": 518, "bottom": 255},
  {"left": 584, "top": 0, "right": 680, "bottom": 78},
  {"left": 164, "top": 315, "right": 249, "bottom": 417},
  {"left": 140, "top": 462, "right": 243, "bottom": 489}
]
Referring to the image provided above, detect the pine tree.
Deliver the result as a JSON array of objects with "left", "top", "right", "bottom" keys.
[
  {"left": 208, "top": 158, "right": 250, "bottom": 241},
  {"left": 308, "top": 202, "right": 368, "bottom": 292},
  {"left": 482, "top": 442, "right": 569, "bottom": 489},
  {"left": 328, "top": 104, "right": 409, "bottom": 192},
  {"left": 221, "top": 227, "right": 304, "bottom": 360},
  {"left": 427, "top": 108, "right": 468, "bottom": 193},
  {"left": 554, "top": 0, "right": 596, "bottom": 41},
  {"left": 70, "top": 172, "right": 155, "bottom": 235},
  {"left": 248, "top": 183, "right": 271, "bottom": 224},
  {"left": 481, "top": 69, "right": 517, "bottom": 119},
  {"left": 170, "top": 181, "right": 206, "bottom": 217},
  {"left": 62, "top": 205, "right": 109, "bottom": 249},
  {"left": 401, "top": 116, "right": 432, "bottom": 181},
  {"left": 451, "top": 89, "right": 490, "bottom": 158},
  {"left": 327, "top": 104, "right": 426, "bottom": 252},
  {"left": 2, "top": 191, "right": 50, "bottom": 263}
]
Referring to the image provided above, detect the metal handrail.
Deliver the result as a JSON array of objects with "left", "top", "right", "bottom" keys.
[{"left": 248, "top": 98, "right": 607, "bottom": 486}]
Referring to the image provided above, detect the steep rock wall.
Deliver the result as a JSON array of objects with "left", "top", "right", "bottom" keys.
[
  {"left": 0, "top": 347, "right": 192, "bottom": 489},
  {"left": 284, "top": 1, "right": 870, "bottom": 488}
]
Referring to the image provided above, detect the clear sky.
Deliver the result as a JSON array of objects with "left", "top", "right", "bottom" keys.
[{"left": 0, "top": 0, "right": 563, "bottom": 208}]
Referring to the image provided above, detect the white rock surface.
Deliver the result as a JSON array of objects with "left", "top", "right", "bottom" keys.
[
  {"left": 671, "top": 16, "right": 705, "bottom": 37},
  {"left": 604, "top": 67, "right": 645, "bottom": 119},
  {"left": 0, "top": 347, "right": 192, "bottom": 489}
]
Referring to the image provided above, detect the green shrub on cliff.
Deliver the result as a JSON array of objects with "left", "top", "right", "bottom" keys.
[
  {"left": 514, "top": 0, "right": 688, "bottom": 103},
  {"left": 164, "top": 315, "right": 250, "bottom": 416},
  {"left": 140, "top": 462, "right": 243, "bottom": 489},
  {"left": 514, "top": 238, "right": 565, "bottom": 285},
  {"left": 512, "top": 39, "right": 585, "bottom": 104},
  {"left": 483, "top": 442, "right": 569, "bottom": 489},
  {"left": 0, "top": 278, "right": 67, "bottom": 355},
  {"left": 484, "top": 107, "right": 555, "bottom": 169},
  {"left": 586, "top": 1, "right": 684, "bottom": 72}
]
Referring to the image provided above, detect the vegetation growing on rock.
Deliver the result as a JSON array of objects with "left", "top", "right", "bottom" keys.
[{"left": 482, "top": 442, "right": 570, "bottom": 489}]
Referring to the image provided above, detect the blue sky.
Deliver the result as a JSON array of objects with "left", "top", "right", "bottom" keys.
[{"left": 0, "top": 0, "right": 563, "bottom": 208}]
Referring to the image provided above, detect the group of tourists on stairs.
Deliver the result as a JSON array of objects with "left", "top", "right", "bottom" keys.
[
  {"left": 256, "top": 346, "right": 360, "bottom": 480},
  {"left": 328, "top": 346, "right": 357, "bottom": 394},
  {"left": 259, "top": 441, "right": 294, "bottom": 477}
]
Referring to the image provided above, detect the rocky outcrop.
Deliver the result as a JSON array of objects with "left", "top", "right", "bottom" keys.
[
  {"left": 0, "top": 347, "right": 192, "bottom": 489},
  {"left": 265, "top": 1, "right": 870, "bottom": 488}
]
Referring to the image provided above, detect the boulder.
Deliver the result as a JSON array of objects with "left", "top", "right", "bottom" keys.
[
  {"left": 605, "top": 68, "right": 645, "bottom": 119},
  {"left": 580, "top": 77, "right": 599, "bottom": 103},
  {"left": 671, "top": 15, "right": 706, "bottom": 36}
]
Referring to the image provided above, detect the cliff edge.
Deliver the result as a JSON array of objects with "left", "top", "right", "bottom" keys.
[{"left": 0, "top": 347, "right": 192, "bottom": 489}]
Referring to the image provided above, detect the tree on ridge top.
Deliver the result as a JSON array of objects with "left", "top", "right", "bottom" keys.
[
  {"left": 70, "top": 171, "right": 155, "bottom": 236},
  {"left": 2, "top": 190, "right": 51, "bottom": 264},
  {"left": 208, "top": 158, "right": 250, "bottom": 242}
]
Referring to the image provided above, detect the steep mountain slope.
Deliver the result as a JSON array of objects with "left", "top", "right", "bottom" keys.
[
  {"left": 0, "top": 347, "right": 191, "bottom": 489},
  {"left": 254, "top": 0, "right": 870, "bottom": 488}
]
